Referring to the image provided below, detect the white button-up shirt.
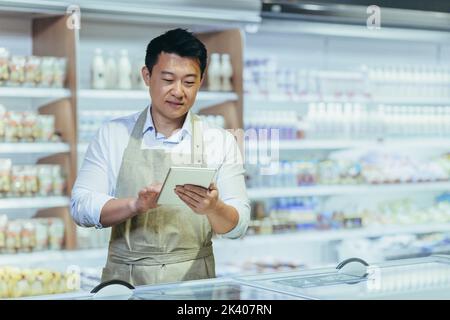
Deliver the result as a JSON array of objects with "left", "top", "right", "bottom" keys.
[{"left": 71, "top": 107, "right": 250, "bottom": 239}]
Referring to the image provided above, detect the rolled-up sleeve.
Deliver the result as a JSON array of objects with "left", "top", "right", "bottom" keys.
[
  {"left": 71, "top": 125, "right": 114, "bottom": 228},
  {"left": 215, "top": 131, "right": 250, "bottom": 239}
]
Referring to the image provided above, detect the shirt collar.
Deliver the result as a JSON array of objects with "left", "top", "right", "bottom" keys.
[{"left": 141, "top": 106, "right": 193, "bottom": 140}]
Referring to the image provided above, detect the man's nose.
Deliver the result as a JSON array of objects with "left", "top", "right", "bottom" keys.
[{"left": 171, "top": 81, "right": 183, "bottom": 99}]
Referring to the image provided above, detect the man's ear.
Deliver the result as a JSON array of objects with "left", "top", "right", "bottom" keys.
[
  {"left": 199, "top": 74, "right": 205, "bottom": 87},
  {"left": 141, "top": 66, "right": 151, "bottom": 87}
]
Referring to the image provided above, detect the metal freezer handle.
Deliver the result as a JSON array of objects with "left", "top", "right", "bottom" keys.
[
  {"left": 336, "top": 257, "right": 369, "bottom": 278},
  {"left": 90, "top": 280, "right": 135, "bottom": 299}
]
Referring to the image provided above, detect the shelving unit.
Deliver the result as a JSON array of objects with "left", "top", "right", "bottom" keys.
[
  {"left": 0, "top": 87, "right": 71, "bottom": 100},
  {"left": 247, "top": 139, "right": 450, "bottom": 151},
  {"left": 0, "top": 13, "right": 78, "bottom": 250},
  {"left": 220, "top": 223, "right": 450, "bottom": 244},
  {"left": 248, "top": 182, "right": 450, "bottom": 199},
  {"left": 245, "top": 94, "right": 450, "bottom": 106},
  {"left": 0, "top": 142, "right": 70, "bottom": 154},
  {"left": 0, "top": 197, "right": 70, "bottom": 210},
  {"left": 4, "top": 221, "right": 449, "bottom": 271},
  {"left": 242, "top": 9, "right": 450, "bottom": 268},
  {"left": 0, "top": 248, "right": 108, "bottom": 271},
  {"left": 213, "top": 223, "right": 450, "bottom": 269}
]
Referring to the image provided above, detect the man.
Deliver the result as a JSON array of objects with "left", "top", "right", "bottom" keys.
[{"left": 71, "top": 29, "right": 250, "bottom": 286}]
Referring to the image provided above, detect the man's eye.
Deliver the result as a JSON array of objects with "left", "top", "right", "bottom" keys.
[
  {"left": 185, "top": 82, "right": 195, "bottom": 85},
  {"left": 163, "top": 79, "right": 173, "bottom": 82}
]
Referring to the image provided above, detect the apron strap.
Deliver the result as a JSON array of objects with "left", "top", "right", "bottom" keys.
[
  {"left": 124, "top": 107, "right": 149, "bottom": 153},
  {"left": 191, "top": 114, "right": 204, "bottom": 167}
]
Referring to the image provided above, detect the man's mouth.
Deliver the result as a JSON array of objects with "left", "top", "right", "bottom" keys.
[
  {"left": 166, "top": 101, "right": 184, "bottom": 109},
  {"left": 166, "top": 101, "right": 184, "bottom": 106}
]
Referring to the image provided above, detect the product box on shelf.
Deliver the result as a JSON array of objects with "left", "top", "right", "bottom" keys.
[
  {"left": 0, "top": 266, "right": 77, "bottom": 298},
  {"left": 0, "top": 215, "right": 65, "bottom": 254},
  {"left": 0, "top": 47, "right": 67, "bottom": 88},
  {"left": 0, "top": 159, "right": 66, "bottom": 198}
]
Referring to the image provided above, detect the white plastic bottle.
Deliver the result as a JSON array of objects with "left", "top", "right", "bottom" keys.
[
  {"left": 105, "top": 52, "right": 117, "bottom": 89},
  {"left": 91, "top": 48, "right": 106, "bottom": 89},
  {"left": 117, "top": 49, "right": 132, "bottom": 90},
  {"left": 208, "top": 53, "right": 221, "bottom": 91},
  {"left": 220, "top": 53, "right": 233, "bottom": 91}
]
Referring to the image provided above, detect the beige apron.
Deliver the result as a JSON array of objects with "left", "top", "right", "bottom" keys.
[{"left": 101, "top": 107, "right": 215, "bottom": 286}]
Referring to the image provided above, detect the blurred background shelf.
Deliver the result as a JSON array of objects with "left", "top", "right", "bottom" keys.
[
  {"left": 0, "top": 87, "right": 71, "bottom": 99},
  {"left": 217, "top": 223, "right": 450, "bottom": 244},
  {"left": 247, "top": 139, "right": 450, "bottom": 151},
  {"left": 0, "top": 142, "right": 70, "bottom": 154},
  {"left": 0, "top": 196, "right": 70, "bottom": 210},
  {"left": 0, "top": 248, "right": 108, "bottom": 270},
  {"left": 245, "top": 94, "right": 450, "bottom": 106},
  {"left": 248, "top": 182, "right": 450, "bottom": 199}
]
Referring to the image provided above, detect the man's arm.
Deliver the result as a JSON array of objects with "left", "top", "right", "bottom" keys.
[{"left": 71, "top": 124, "right": 115, "bottom": 228}]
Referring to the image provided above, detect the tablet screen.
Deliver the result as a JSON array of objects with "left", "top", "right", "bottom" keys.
[{"left": 156, "top": 166, "right": 217, "bottom": 206}]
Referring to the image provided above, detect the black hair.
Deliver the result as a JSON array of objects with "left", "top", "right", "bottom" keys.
[{"left": 145, "top": 28, "right": 207, "bottom": 78}]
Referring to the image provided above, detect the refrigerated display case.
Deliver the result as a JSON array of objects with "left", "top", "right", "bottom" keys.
[
  {"left": 236, "top": 255, "right": 450, "bottom": 300},
  {"left": 241, "top": 2, "right": 450, "bottom": 269},
  {"left": 25, "top": 254, "right": 450, "bottom": 300}
]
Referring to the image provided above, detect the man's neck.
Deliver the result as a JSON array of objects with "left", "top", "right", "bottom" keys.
[{"left": 150, "top": 107, "right": 187, "bottom": 138}]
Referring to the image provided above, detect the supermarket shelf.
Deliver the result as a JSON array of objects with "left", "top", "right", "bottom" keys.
[
  {"left": 0, "top": 87, "right": 71, "bottom": 99},
  {"left": 247, "top": 139, "right": 450, "bottom": 151},
  {"left": 0, "top": 142, "right": 70, "bottom": 154},
  {"left": 4, "top": 223, "right": 448, "bottom": 268},
  {"left": 385, "top": 245, "right": 450, "bottom": 261},
  {"left": 245, "top": 93, "right": 450, "bottom": 105},
  {"left": 0, "top": 248, "right": 108, "bottom": 270},
  {"left": 245, "top": 93, "right": 357, "bottom": 103},
  {"left": 79, "top": 89, "right": 238, "bottom": 101},
  {"left": 248, "top": 182, "right": 450, "bottom": 199},
  {"left": 0, "top": 196, "right": 70, "bottom": 210},
  {"left": 375, "top": 97, "right": 450, "bottom": 105},
  {"left": 216, "top": 223, "right": 450, "bottom": 245}
]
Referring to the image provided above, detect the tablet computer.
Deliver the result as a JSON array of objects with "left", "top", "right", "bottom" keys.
[{"left": 156, "top": 166, "right": 217, "bottom": 206}]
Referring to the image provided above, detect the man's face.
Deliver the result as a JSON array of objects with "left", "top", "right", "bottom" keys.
[{"left": 142, "top": 52, "right": 203, "bottom": 120}]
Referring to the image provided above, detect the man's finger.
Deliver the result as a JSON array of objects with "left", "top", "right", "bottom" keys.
[
  {"left": 148, "top": 183, "right": 162, "bottom": 193},
  {"left": 138, "top": 189, "right": 147, "bottom": 198},
  {"left": 176, "top": 188, "right": 200, "bottom": 204},
  {"left": 147, "top": 187, "right": 161, "bottom": 194},
  {"left": 183, "top": 184, "right": 207, "bottom": 197},
  {"left": 181, "top": 189, "right": 204, "bottom": 202},
  {"left": 176, "top": 191, "right": 198, "bottom": 208}
]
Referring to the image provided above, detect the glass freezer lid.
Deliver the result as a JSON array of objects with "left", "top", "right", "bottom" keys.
[
  {"left": 235, "top": 256, "right": 450, "bottom": 300},
  {"left": 131, "top": 278, "right": 302, "bottom": 300}
]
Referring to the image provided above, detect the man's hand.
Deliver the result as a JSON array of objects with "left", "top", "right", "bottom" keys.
[
  {"left": 174, "top": 183, "right": 223, "bottom": 215},
  {"left": 130, "top": 183, "right": 162, "bottom": 214}
]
